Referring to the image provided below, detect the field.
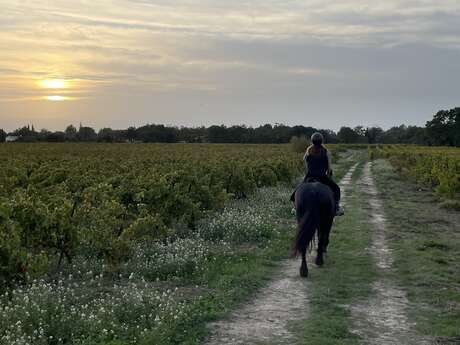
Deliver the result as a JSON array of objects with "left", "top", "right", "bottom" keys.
[
  {"left": 371, "top": 144, "right": 460, "bottom": 200},
  {"left": 0, "top": 143, "right": 304, "bottom": 281},
  {"left": 0, "top": 143, "right": 459, "bottom": 345}
]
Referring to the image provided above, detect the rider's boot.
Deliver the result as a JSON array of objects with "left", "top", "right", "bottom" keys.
[
  {"left": 335, "top": 203, "right": 344, "bottom": 216},
  {"left": 290, "top": 190, "right": 296, "bottom": 202}
]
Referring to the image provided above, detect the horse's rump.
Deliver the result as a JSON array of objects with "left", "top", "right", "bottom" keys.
[{"left": 292, "top": 182, "right": 335, "bottom": 257}]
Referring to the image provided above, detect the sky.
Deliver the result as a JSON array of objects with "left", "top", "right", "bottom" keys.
[{"left": 1, "top": 0, "right": 460, "bottom": 132}]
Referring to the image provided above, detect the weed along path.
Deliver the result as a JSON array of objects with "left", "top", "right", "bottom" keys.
[
  {"left": 350, "top": 162, "right": 431, "bottom": 345},
  {"left": 204, "top": 163, "right": 359, "bottom": 345}
]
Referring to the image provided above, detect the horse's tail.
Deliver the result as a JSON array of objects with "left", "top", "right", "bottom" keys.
[{"left": 291, "top": 192, "right": 320, "bottom": 258}]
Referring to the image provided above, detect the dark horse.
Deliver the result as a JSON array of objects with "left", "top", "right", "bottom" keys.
[{"left": 292, "top": 180, "right": 335, "bottom": 278}]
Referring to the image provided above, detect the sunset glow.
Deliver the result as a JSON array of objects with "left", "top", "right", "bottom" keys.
[
  {"left": 39, "top": 79, "right": 68, "bottom": 89},
  {"left": 45, "top": 95, "right": 69, "bottom": 101}
]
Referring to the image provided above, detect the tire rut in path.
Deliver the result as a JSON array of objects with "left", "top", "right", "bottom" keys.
[
  {"left": 204, "top": 163, "right": 359, "bottom": 345},
  {"left": 350, "top": 162, "right": 431, "bottom": 345}
]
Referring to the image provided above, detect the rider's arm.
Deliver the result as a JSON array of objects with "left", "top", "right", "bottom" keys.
[
  {"left": 326, "top": 150, "right": 333, "bottom": 176},
  {"left": 303, "top": 151, "right": 308, "bottom": 172},
  {"left": 303, "top": 145, "right": 313, "bottom": 172}
]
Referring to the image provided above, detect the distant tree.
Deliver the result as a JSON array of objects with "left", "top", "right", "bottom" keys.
[
  {"left": 337, "top": 126, "right": 361, "bottom": 143},
  {"left": 207, "top": 125, "right": 229, "bottom": 143},
  {"left": 46, "top": 131, "right": 66, "bottom": 142},
  {"left": 136, "top": 124, "right": 178, "bottom": 143},
  {"left": 272, "top": 124, "right": 291, "bottom": 143},
  {"left": 227, "top": 125, "right": 249, "bottom": 143},
  {"left": 77, "top": 126, "right": 97, "bottom": 141},
  {"left": 126, "top": 126, "right": 137, "bottom": 142},
  {"left": 65, "top": 125, "right": 78, "bottom": 141},
  {"left": 98, "top": 128, "right": 116, "bottom": 142},
  {"left": 0, "top": 129, "right": 6, "bottom": 142},
  {"left": 380, "top": 125, "right": 409, "bottom": 144},
  {"left": 426, "top": 108, "right": 460, "bottom": 146},
  {"left": 365, "top": 127, "right": 384, "bottom": 144},
  {"left": 178, "top": 126, "right": 206, "bottom": 143},
  {"left": 404, "top": 126, "right": 428, "bottom": 145},
  {"left": 38, "top": 129, "right": 52, "bottom": 141},
  {"left": 12, "top": 126, "right": 27, "bottom": 137},
  {"left": 254, "top": 124, "right": 274, "bottom": 143},
  {"left": 319, "top": 129, "right": 339, "bottom": 144},
  {"left": 290, "top": 126, "right": 317, "bottom": 139},
  {"left": 12, "top": 126, "right": 38, "bottom": 142},
  {"left": 10, "top": 116, "right": 460, "bottom": 146},
  {"left": 243, "top": 127, "right": 256, "bottom": 143},
  {"left": 353, "top": 126, "right": 367, "bottom": 140},
  {"left": 112, "top": 130, "right": 126, "bottom": 142}
]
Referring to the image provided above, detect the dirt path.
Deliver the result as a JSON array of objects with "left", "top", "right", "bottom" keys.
[
  {"left": 204, "top": 164, "right": 359, "bottom": 345},
  {"left": 350, "top": 162, "right": 431, "bottom": 345},
  {"left": 339, "top": 162, "right": 358, "bottom": 199}
]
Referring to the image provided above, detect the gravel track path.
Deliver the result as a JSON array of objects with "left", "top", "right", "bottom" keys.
[{"left": 350, "top": 162, "right": 431, "bottom": 345}]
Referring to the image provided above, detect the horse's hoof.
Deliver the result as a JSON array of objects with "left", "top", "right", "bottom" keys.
[
  {"left": 300, "top": 262, "right": 308, "bottom": 278},
  {"left": 315, "top": 254, "right": 324, "bottom": 266}
]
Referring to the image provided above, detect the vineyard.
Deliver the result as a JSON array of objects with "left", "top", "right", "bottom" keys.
[
  {"left": 0, "top": 143, "right": 310, "bottom": 284},
  {"left": 370, "top": 145, "right": 460, "bottom": 200}
]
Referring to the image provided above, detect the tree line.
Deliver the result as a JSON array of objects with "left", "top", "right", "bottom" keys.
[{"left": 1, "top": 107, "right": 459, "bottom": 146}]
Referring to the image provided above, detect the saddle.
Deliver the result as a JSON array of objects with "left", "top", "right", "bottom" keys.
[
  {"left": 290, "top": 176, "right": 325, "bottom": 202},
  {"left": 303, "top": 175, "right": 333, "bottom": 194},
  {"left": 304, "top": 176, "right": 321, "bottom": 184}
]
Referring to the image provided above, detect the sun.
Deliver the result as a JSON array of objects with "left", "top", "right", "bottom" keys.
[
  {"left": 45, "top": 95, "right": 69, "bottom": 101},
  {"left": 38, "top": 78, "right": 73, "bottom": 101},
  {"left": 39, "top": 79, "right": 68, "bottom": 89}
]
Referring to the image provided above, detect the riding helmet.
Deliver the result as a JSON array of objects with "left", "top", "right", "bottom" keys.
[{"left": 311, "top": 132, "right": 324, "bottom": 145}]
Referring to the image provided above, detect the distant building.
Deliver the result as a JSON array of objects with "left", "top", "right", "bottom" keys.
[{"left": 6, "top": 136, "right": 19, "bottom": 142}]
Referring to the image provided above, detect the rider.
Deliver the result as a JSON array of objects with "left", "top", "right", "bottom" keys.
[{"left": 292, "top": 132, "right": 344, "bottom": 216}]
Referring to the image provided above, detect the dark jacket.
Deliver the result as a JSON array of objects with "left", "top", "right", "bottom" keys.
[{"left": 304, "top": 146, "right": 330, "bottom": 178}]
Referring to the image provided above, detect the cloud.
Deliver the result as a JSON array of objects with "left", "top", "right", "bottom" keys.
[
  {"left": 3, "top": 0, "right": 460, "bottom": 45},
  {"left": 1, "top": 0, "right": 460, "bottom": 131}
]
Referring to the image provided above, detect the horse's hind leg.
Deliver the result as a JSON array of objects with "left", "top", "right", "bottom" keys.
[
  {"left": 316, "top": 218, "right": 333, "bottom": 266},
  {"left": 323, "top": 217, "right": 333, "bottom": 253},
  {"left": 300, "top": 250, "right": 308, "bottom": 277},
  {"left": 315, "top": 247, "right": 325, "bottom": 266}
]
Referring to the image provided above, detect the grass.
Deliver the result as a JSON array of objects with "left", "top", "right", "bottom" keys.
[
  {"left": 439, "top": 199, "right": 460, "bottom": 211},
  {"left": 136, "top": 231, "right": 293, "bottom": 345},
  {"left": 147, "top": 231, "right": 293, "bottom": 345},
  {"left": 296, "top": 159, "right": 377, "bottom": 345},
  {"left": 372, "top": 159, "right": 460, "bottom": 340}
]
